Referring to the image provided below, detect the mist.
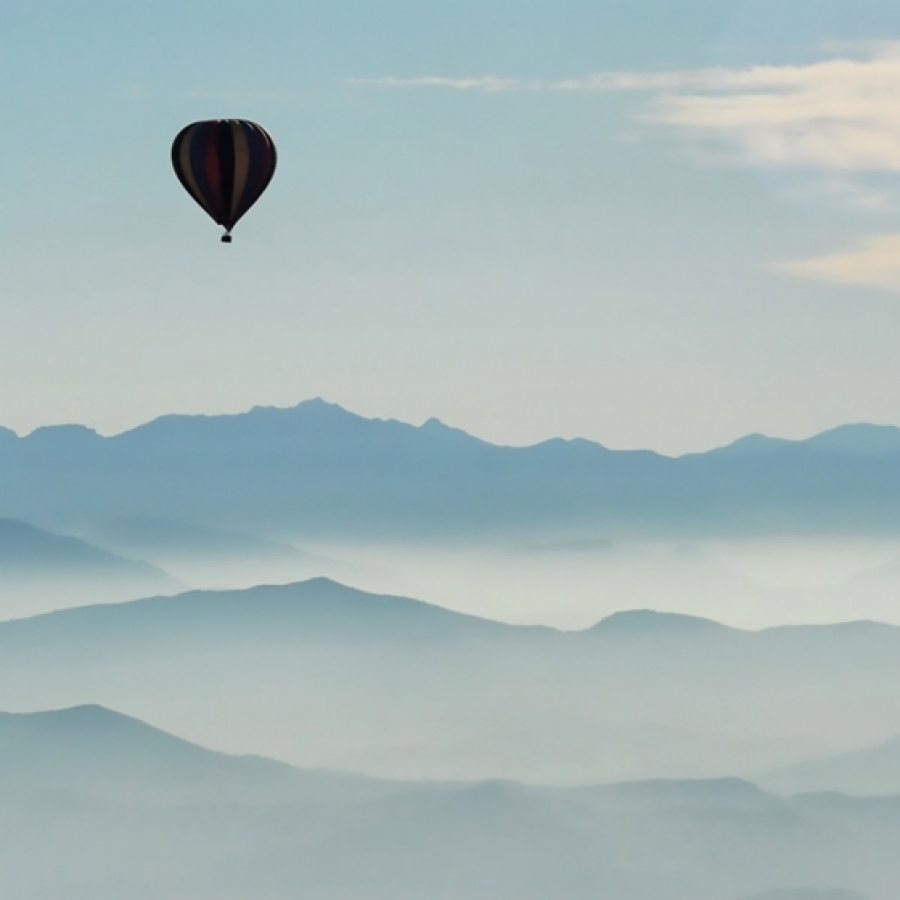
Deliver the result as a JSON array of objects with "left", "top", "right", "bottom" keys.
[
  {"left": 293, "top": 535, "right": 900, "bottom": 630},
  {"left": 4, "top": 504, "right": 900, "bottom": 898}
]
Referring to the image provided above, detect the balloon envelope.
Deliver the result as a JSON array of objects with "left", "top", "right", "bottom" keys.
[{"left": 171, "top": 120, "right": 277, "bottom": 238}]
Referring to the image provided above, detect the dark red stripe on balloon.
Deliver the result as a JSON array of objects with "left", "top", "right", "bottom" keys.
[
  {"left": 188, "top": 124, "right": 218, "bottom": 221},
  {"left": 202, "top": 124, "right": 225, "bottom": 223}
]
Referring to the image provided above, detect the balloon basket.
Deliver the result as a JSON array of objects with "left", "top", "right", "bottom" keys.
[{"left": 221, "top": 234, "right": 233, "bottom": 244}]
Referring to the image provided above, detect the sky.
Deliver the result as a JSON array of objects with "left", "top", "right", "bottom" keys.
[{"left": 4, "top": 0, "right": 900, "bottom": 455}]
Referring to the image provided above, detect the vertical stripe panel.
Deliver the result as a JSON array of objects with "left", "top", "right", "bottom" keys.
[
  {"left": 178, "top": 124, "right": 217, "bottom": 218},
  {"left": 217, "top": 122, "right": 236, "bottom": 227},
  {"left": 202, "top": 124, "right": 225, "bottom": 223},
  {"left": 189, "top": 123, "right": 218, "bottom": 220},
  {"left": 229, "top": 122, "right": 252, "bottom": 227}
]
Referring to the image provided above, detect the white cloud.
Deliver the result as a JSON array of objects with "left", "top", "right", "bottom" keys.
[
  {"left": 648, "top": 54, "right": 900, "bottom": 171},
  {"left": 780, "top": 235, "right": 900, "bottom": 292},
  {"left": 782, "top": 178, "right": 893, "bottom": 212},
  {"left": 352, "top": 43, "right": 900, "bottom": 172},
  {"left": 346, "top": 76, "right": 522, "bottom": 92}
]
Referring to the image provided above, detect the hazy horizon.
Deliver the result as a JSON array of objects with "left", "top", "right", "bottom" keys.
[
  {"left": 5, "top": 1, "right": 900, "bottom": 896},
  {"left": 10, "top": 395, "right": 900, "bottom": 456},
  {"left": 6, "top": 1, "right": 900, "bottom": 456}
]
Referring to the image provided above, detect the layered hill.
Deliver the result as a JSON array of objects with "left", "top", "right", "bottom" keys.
[
  {"left": 4, "top": 400, "right": 900, "bottom": 538},
  {"left": 0, "top": 518, "right": 178, "bottom": 619},
  {"left": 1, "top": 578, "right": 899, "bottom": 786},
  {"left": 758, "top": 735, "right": 900, "bottom": 797},
  {"left": 0, "top": 518, "right": 171, "bottom": 581},
  {"left": 0, "top": 704, "right": 889, "bottom": 900},
  {"left": 0, "top": 704, "right": 391, "bottom": 804}
]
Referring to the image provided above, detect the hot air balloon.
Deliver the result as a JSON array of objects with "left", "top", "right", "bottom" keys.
[{"left": 171, "top": 120, "right": 277, "bottom": 243}]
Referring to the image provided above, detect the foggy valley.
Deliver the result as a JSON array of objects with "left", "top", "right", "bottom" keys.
[{"left": 3, "top": 407, "right": 900, "bottom": 897}]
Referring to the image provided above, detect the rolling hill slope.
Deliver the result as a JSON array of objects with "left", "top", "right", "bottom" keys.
[
  {"left": 0, "top": 704, "right": 392, "bottom": 803},
  {"left": 0, "top": 518, "right": 179, "bottom": 619},
  {"left": 758, "top": 735, "right": 900, "bottom": 797},
  {"left": 0, "top": 579, "right": 898, "bottom": 786},
  {"left": 0, "top": 518, "right": 171, "bottom": 581},
  {"left": 0, "top": 704, "right": 891, "bottom": 900}
]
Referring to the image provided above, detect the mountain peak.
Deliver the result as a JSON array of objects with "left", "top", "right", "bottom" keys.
[
  {"left": 24, "top": 423, "right": 101, "bottom": 443},
  {"left": 590, "top": 609, "right": 731, "bottom": 636},
  {"left": 711, "top": 423, "right": 900, "bottom": 459},
  {"left": 803, "top": 423, "right": 900, "bottom": 457},
  {"left": 250, "top": 398, "right": 352, "bottom": 417}
]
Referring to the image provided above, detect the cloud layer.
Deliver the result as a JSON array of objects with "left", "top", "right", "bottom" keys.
[
  {"left": 353, "top": 43, "right": 900, "bottom": 172},
  {"left": 781, "top": 235, "right": 900, "bottom": 293},
  {"left": 354, "top": 46, "right": 900, "bottom": 293},
  {"left": 650, "top": 54, "right": 900, "bottom": 172}
]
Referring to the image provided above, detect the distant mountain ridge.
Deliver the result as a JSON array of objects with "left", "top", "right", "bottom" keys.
[
  {"left": 2, "top": 576, "right": 876, "bottom": 649},
  {"left": 4, "top": 399, "right": 900, "bottom": 538},
  {"left": 0, "top": 704, "right": 392, "bottom": 804},
  {"left": 758, "top": 734, "right": 900, "bottom": 797},
  {"left": 0, "top": 704, "right": 887, "bottom": 900},
  {"left": 2, "top": 578, "right": 900, "bottom": 787},
  {"left": 0, "top": 518, "right": 173, "bottom": 583},
  {"left": 0, "top": 578, "right": 551, "bottom": 655},
  {"left": 712, "top": 423, "right": 900, "bottom": 458}
]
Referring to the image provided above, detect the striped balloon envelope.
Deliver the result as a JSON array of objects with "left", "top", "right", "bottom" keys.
[{"left": 171, "top": 120, "right": 277, "bottom": 243}]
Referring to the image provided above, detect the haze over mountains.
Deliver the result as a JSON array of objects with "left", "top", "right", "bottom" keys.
[
  {"left": 8, "top": 400, "right": 900, "bottom": 628},
  {"left": 4, "top": 402, "right": 900, "bottom": 898},
  {"left": 5, "top": 399, "right": 900, "bottom": 540},
  {"left": 759, "top": 735, "right": 900, "bottom": 798},
  {"left": 0, "top": 518, "right": 179, "bottom": 618},
  {"left": 0, "top": 518, "right": 165, "bottom": 579},
  {"left": 2, "top": 578, "right": 899, "bottom": 787},
  {"left": 75, "top": 515, "right": 330, "bottom": 597},
  {"left": 0, "top": 704, "right": 394, "bottom": 804},
  {"left": 0, "top": 704, "right": 891, "bottom": 900}
]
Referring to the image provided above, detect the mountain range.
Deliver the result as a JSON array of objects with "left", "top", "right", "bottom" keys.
[
  {"left": 0, "top": 704, "right": 393, "bottom": 804},
  {"left": 2, "top": 578, "right": 899, "bottom": 787},
  {"left": 5, "top": 399, "right": 900, "bottom": 538},
  {"left": 0, "top": 704, "right": 888, "bottom": 900},
  {"left": 759, "top": 734, "right": 900, "bottom": 797}
]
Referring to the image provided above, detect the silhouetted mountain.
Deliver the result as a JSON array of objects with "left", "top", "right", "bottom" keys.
[
  {"left": 0, "top": 518, "right": 179, "bottom": 619},
  {"left": 758, "top": 734, "right": 900, "bottom": 797},
  {"left": 0, "top": 578, "right": 529, "bottom": 656},
  {"left": 0, "top": 705, "right": 889, "bottom": 900},
  {"left": 0, "top": 704, "right": 392, "bottom": 804},
  {"left": 1, "top": 579, "right": 899, "bottom": 786},
  {"left": 5, "top": 400, "right": 900, "bottom": 538},
  {"left": 713, "top": 424, "right": 900, "bottom": 459},
  {"left": 588, "top": 608, "right": 732, "bottom": 637},
  {"left": 0, "top": 518, "right": 169, "bottom": 579}
]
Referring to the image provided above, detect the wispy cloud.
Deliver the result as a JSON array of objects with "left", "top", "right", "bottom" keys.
[
  {"left": 780, "top": 235, "right": 900, "bottom": 293},
  {"left": 351, "top": 43, "right": 900, "bottom": 172},
  {"left": 648, "top": 55, "right": 900, "bottom": 172},
  {"left": 353, "top": 48, "right": 900, "bottom": 291},
  {"left": 346, "top": 71, "right": 721, "bottom": 93},
  {"left": 346, "top": 76, "right": 523, "bottom": 92}
]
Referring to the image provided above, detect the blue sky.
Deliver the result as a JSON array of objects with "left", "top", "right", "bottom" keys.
[{"left": 4, "top": 0, "right": 900, "bottom": 453}]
